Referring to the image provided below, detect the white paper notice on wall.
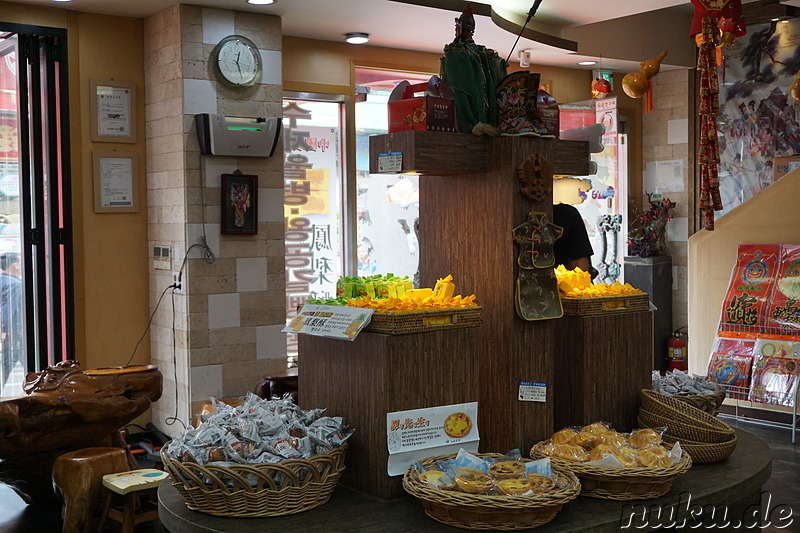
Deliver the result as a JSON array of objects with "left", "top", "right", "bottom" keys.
[
  {"left": 667, "top": 119, "right": 689, "bottom": 145},
  {"left": 645, "top": 160, "right": 684, "bottom": 193},
  {"left": 518, "top": 381, "right": 547, "bottom": 402}
]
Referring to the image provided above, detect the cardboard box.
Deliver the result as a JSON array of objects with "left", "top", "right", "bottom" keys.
[
  {"left": 388, "top": 76, "right": 455, "bottom": 133},
  {"left": 773, "top": 155, "right": 800, "bottom": 181}
]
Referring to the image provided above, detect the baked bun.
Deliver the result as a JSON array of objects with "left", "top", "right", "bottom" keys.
[
  {"left": 630, "top": 428, "right": 663, "bottom": 448},
  {"left": 455, "top": 467, "right": 494, "bottom": 493},
  {"left": 582, "top": 422, "right": 610, "bottom": 435},
  {"left": 488, "top": 460, "right": 525, "bottom": 480},
  {"left": 497, "top": 478, "right": 532, "bottom": 495},
  {"left": 527, "top": 474, "right": 556, "bottom": 494},
  {"left": 569, "top": 431, "right": 597, "bottom": 448},
  {"left": 588, "top": 443, "right": 615, "bottom": 462},
  {"left": 551, "top": 443, "right": 589, "bottom": 462},
  {"left": 612, "top": 446, "right": 640, "bottom": 468},
  {"left": 595, "top": 431, "right": 628, "bottom": 448},
  {"left": 552, "top": 428, "right": 578, "bottom": 445},
  {"left": 637, "top": 446, "right": 672, "bottom": 468}
]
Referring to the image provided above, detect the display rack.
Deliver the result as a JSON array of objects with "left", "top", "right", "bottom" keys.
[{"left": 718, "top": 381, "right": 799, "bottom": 444}]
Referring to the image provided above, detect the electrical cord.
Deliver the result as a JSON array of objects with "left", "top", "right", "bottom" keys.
[
  {"left": 163, "top": 287, "right": 186, "bottom": 431},
  {"left": 125, "top": 284, "right": 174, "bottom": 367}
]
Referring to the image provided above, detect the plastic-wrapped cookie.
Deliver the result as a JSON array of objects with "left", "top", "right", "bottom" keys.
[
  {"left": 527, "top": 473, "right": 556, "bottom": 494},
  {"left": 612, "top": 446, "right": 640, "bottom": 468},
  {"left": 455, "top": 467, "right": 494, "bottom": 494},
  {"left": 637, "top": 446, "right": 672, "bottom": 468},
  {"left": 569, "top": 431, "right": 598, "bottom": 448},
  {"left": 488, "top": 460, "right": 525, "bottom": 480},
  {"left": 587, "top": 443, "right": 615, "bottom": 462},
  {"left": 551, "top": 443, "right": 589, "bottom": 462},
  {"left": 552, "top": 427, "right": 578, "bottom": 445},
  {"left": 582, "top": 422, "right": 610, "bottom": 435},
  {"left": 419, "top": 470, "right": 446, "bottom": 486},
  {"left": 629, "top": 428, "right": 663, "bottom": 448},
  {"left": 497, "top": 478, "right": 532, "bottom": 495},
  {"left": 595, "top": 431, "right": 628, "bottom": 447}
]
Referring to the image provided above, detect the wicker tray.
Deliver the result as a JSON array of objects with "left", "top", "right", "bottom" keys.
[
  {"left": 656, "top": 428, "right": 737, "bottom": 464},
  {"left": 560, "top": 293, "right": 649, "bottom": 316},
  {"left": 638, "top": 408, "right": 735, "bottom": 443},
  {"left": 530, "top": 442, "right": 691, "bottom": 501},
  {"left": 363, "top": 306, "right": 483, "bottom": 335},
  {"left": 640, "top": 389, "right": 736, "bottom": 433},
  {"left": 403, "top": 453, "right": 580, "bottom": 530},
  {"left": 161, "top": 444, "right": 346, "bottom": 517},
  {"left": 669, "top": 387, "right": 726, "bottom": 416}
]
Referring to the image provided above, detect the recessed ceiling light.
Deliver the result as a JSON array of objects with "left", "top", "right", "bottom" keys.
[
  {"left": 51, "top": 0, "right": 73, "bottom": 2},
  {"left": 577, "top": 60, "right": 597, "bottom": 66},
  {"left": 247, "top": 0, "right": 275, "bottom": 4},
  {"left": 345, "top": 32, "right": 370, "bottom": 45}
]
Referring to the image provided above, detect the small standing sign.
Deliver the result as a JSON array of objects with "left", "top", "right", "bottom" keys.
[{"left": 282, "top": 303, "right": 374, "bottom": 341}]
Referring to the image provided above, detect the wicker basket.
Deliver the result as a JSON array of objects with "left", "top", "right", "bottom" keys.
[
  {"left": 160, "top": 444, "right": 346, "bottom": 517},
  {"left": 657, "top": 429, "right": 737, "bottom": 464},
  {"left": 662, "top": 387, "right": 726, "bottom": 416},
  {"left": 530, "top": 442, "right": 691, "bottom": 501},
  {"left": 560, "top": 293, "right": 649, "bottom": 316},
  {"left": 638, "top": 409, "right": 736, "bottom": 443},
  {"left": 363, "top": 306, "right": 483, "bottom": 335},
  {"left": 640, "top": 390, "right": 735, "bottom": 433},
  {"left": 403, "top": 453, "right": 580, "bottom": 530}
]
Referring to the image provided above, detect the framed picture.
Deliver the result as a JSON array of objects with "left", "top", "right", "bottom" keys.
[
  {"left": 221, "top": 173, "right": 258, "bottom": 234},
  {"left": 92, "top": 151, "right": 138, "bottom": 213},
  {"left": 90, "top": 79, "right": 136, "bottom": 143}
]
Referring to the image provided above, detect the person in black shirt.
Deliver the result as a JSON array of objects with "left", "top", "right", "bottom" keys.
[{"left": 552, "top": 203, "right": 595, "bottom": 275}]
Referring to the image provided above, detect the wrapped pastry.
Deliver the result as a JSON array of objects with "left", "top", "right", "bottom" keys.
[
  {"left": 488, "top": 460, "right": 525, "bottom": 480},
  {"left": 527, "top": 473, "right": 556, "bottom": 494},
  {"left": 550, "top": 443, "right": 589, "bottom": 462},
  {"left": 552, "top": 428, "right": 578, "bottom": 445},
  {"left": 587, "top": 443, "right": 616, "bottom": 462},
  {"left": 629, "top": 428, "right": 663, "bottom": 448},
  {"left": 637, "top": 446, "right": 672, "bottom": 468},
  {"left": 582, "top": 422, "right": 610, "bottom": 435},
  {"left": 595, "top": 431, "right": 628, "bottom": 448},
  {"left": 497, "top": 478, "right": 532, "bottom": 495},
  {"left": 612, "top": 446, "right": 640, "bottom": 468},
  {"left": 569, "top": 431, "right": 598, "bottom": 448},
  {"left": 455, "top": 467, "right": 495, "bottom": 494},
  {"left": 419, "top": 470, "right": 447, "bottom": 487}
]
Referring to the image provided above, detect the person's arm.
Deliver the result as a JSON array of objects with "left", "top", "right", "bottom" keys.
[{"left": 568, "top": 256, "right": 592, "bottom": 272}]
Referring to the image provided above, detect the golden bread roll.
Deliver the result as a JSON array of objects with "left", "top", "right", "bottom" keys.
[
  {"left": 488, "top": 460, "right": 525, "bottom": 480},
  {"left": 528, "top": 473, "right": 556, "bottom": 494},
  {"left": 455, "top": 467, "right": 494, "bottom": 494},
  {"left": 595, "top": 431, "right": 628, "bottom": 448},
  {"left": 552, "top": 428, "right": 578, "bottom": 445},
  {"left": 582, "top": 422, "right": 610, "bottom": 435},
  {"left": 630, "top": 428, "right": 663, "bottom": 448},
  {"left": 497, "top": 478, "right": 532, "bottom": 495},
  {"left": 551, "top": 443, "right": 589, "bottom": 462},
  {"left": 637, "top": 446, "right": 672, "bottom": 468},
  {"left": 612, "top": 446, "right": 640, "bottom": 468},
  {"left": 569, "top": 431, "right": 597, "bottom": 448},
  {"left": 587, "top": 443, "right": 615, "bottom": 462}
]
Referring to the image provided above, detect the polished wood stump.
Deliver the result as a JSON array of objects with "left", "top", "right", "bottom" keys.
[{"left": 299, "top": 329, "right": 479, "bottom": 500}]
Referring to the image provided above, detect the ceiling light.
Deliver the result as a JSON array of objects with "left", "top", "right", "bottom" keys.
[
  {"left": 247, "top": 0, "right": 275, "bottom": 4},
  {"left": 51, "top": 0, "right": 73, "bottom": 2},
  {"left": 345, "top": 32, "right": 370, "bottom": 45},
  {"left": 578, "top": 60, "right": 597, "bottom": 66}
]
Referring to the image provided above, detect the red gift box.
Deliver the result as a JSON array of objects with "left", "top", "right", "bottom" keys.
[{"left": 388, "top": 76, "right": 455, "bottom": 133}]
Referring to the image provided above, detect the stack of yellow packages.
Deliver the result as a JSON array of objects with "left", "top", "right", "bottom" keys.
[{"left": 554, "top": 265, "right": 642, "bottom": 298}]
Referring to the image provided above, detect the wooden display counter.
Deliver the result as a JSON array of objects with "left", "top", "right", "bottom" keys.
[{"left": 299, "top": 329, "right": 480, "bottom": 500}]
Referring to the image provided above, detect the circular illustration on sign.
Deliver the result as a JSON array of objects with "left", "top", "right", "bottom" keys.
[
  {"left": 443, "top": 412, "right": 472, "bottom": 439},
  {"left": 741, "top": 259, "right": 768, "bottom": 285}
]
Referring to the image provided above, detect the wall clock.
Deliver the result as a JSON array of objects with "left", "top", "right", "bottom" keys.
[{"left": 212, "top": 35, "right": 262, "bottom": 88}]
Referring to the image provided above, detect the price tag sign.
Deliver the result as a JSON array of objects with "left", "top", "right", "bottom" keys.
[
  {"left": 518, "top": 381, "right": 547, "bottom": 402},
  {"left": 282, "top": 304, "right": 374, "bottom": 341},
  {"left": 377, "top": 151, "right": 402, "bottom": 173}
]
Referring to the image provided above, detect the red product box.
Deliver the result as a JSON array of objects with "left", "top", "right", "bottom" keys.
[{"left": 388, "top": 76, "right": 455, "bottom": 133}]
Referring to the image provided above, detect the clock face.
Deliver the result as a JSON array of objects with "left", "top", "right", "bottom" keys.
[{"left": 214, "top": 35, "right": 261, "bottom": 87}]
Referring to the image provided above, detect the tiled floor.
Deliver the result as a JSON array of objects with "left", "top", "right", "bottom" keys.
[{"left": 0, "top": 419, "right": 797, "bottom": 532}]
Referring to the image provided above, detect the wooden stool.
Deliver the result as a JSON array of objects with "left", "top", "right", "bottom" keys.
[
  {"left": 52, "top": 447, "right": 130, "bottom": 533},
  {"left": 97, "top": 469, "right": 168, "bottom": 533}
]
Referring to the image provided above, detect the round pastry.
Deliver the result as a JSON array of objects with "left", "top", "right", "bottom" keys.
[
  {"left": 527, "top": 474, "right": 556, "bottom": 494},
  {"left": 444, "top": 412, "right": 472, "bottom": 439},
  {"left": 488, "top": 460, "right": 525, "bottom": 480},
  {"left": 637, "top": 446, "right": 672, "bottom": 468},
  {"left": 569, "top": 431, "right": 597, "bottom": 448},
  {"left": 588, "top": 443, "right": 615, "bottom": 462},
  {"left": 630, "top": 428, "right": 663, "bottom": 448},
  {"left": 497, "top": 478, "right": 532, "bottom": 495},
  {"left": 551, "top": 443, "right": 589, "bottom": 462},
  {"left": 582, "top": 422, "right": 609, "bottom": 435},
  {"left": 552, "top": 427, "right": 578, "bottom": 445},
  {"left": 612, "top": 446, "right": 640, "bottom": 468},
  {"left": 419, "top": 470, "right": 446, "bottom": 486},
  {"left": 207, "top": 447, "right": 225, "bottom": 462},
  {"left": 595, "top": 431, "right": 628, "bottom": 448},
  {"left": 538, "top": 440, "right": 557, "bottom": 455},
  {"left": 455, "top": 467, "right": 494, "bottom": 494}
]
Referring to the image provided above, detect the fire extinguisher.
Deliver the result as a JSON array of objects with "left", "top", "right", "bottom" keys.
[{"left": 667, "top": 327, "right": 688, "bottom": 372}]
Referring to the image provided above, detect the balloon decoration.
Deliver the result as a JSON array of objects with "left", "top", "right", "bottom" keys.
[
  {"left": 621, "top": 50, "right": 667, "bottom": 114},
  {"left": 690, "top": 0, "right": 746, "bottom": 231},
  {"left": 591, "top": 77, "right": 611, "bottom": 99}
]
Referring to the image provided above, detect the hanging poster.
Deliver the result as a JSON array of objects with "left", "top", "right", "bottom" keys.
[
  {"left": 719, "top": 244, "right": 780, "bottom": 328},
  {"left": 766, "top": 244, "right": 800, "bottom": 331}
]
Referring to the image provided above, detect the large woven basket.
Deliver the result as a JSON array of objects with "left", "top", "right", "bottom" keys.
[
  {"left": 160, "top": 444, "right": 346, "bottom": 517},
  {"left": 403, "top": 453, "right": 580, "bottom": 530},
  {"left": 363, "top": 306, "right": 483, "bottom": 335},
  {"left": 530, "top": 442, "right": 691, "bottom": 501},
  {"left": 560, "top": 293, "right": 649, "bottom": 316},
  {"left": 669, "top": 387, "right": 726, "bottom": 416},
  {"left": 638, "top": 409, "right": 735, "bottom": 443},
  {"left": 659, "top": 430, "right": 737, "bottom": 464},
  {"left": 640, "top": 390, "right": 735, "bottom": 435}
]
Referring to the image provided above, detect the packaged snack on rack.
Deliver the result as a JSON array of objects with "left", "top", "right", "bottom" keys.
[
  {"left": 749, "top": 335, "right": 800, "bottom": 407},
  {"left": 707, "top": 331, "right": 756, "bottom": 399},
  {"left": 719, "top": 244, "right": 780, "bottom": 329},
  {"left": 766, "top": 244, "right": 800, "bottom": 330}
]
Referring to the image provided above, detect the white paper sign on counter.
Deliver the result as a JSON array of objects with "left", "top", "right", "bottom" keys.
[
  {"left": 386, "top": 402, "right": 479, "bottom": 476},
  {"left": 282, "top": 303, "right": 374, "bottom": 341}
]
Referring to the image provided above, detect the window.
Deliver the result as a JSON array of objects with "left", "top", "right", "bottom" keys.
[{"left": 0, "top": 25, "right": 74, "bottom": 397}]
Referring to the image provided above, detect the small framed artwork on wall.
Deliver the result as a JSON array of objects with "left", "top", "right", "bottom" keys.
[{"left": 221, "top": 173, "right": 258, "bottom": 234}]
